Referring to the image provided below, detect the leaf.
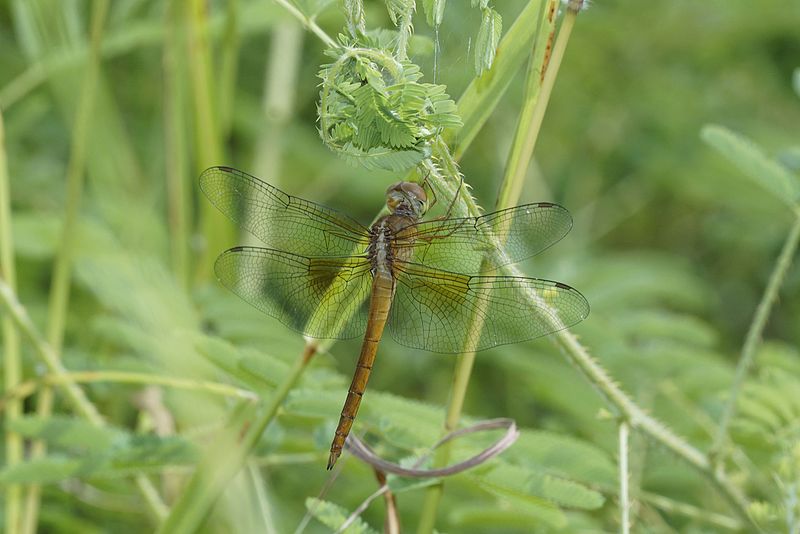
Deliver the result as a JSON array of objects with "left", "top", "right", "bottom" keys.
[
  {"left": 305, "top": 498, "right": 379, "bottom": 534},
  {"left": 449, "top": 500, "right": 566, "bottom": 529},
  {"left": 474, "top": 7, "right": 502, "bottom": 75},
  {"left": 0, "top": 457, "right": 90, "bottom": 485},
  {"left": 701, "top": 124, "right": 800, "bottom": 208},
  {"left": 0, "top": 435, "right": 197, "bottom": 485},
  {"left": 8, "top": 416, "right": 126, "bottom": 454},
  {"left": 470, "top": 463, "right": 605, "bottom": 510},
  {"left": 340, "top": 0, "right": 366, "bottom": 35},
  {"left": 422, "top": 0, "right": 446, "bottom": 26},
  {"left": 338, "top": 144, "right": 427, "bottom": 171}
]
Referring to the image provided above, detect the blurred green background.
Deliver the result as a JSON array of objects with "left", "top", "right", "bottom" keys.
[{"left": 1, "top": 0, "right": 799, "bottom": 532}]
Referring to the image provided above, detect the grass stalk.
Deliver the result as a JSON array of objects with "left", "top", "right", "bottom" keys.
[
  {"left": 253, "top": 21, "right": 304, "bottom": 185},
  {"left": 0, "top": 107, "right": 23, "bottom": 534},
  {"left": 164, "top": 0, "right": 191, "bottom": 288},
  {"left": 157, "top": 344, "right": 316, "bottom": 534},
  {"left": 218, "top": 0, "right": 240, "bottom": 139},
  {"left": 711, "top": 210, "right": 800, "bottom": 460},
  {"left": 186, "top": 0, "right": 230, "bottom": 279},
  {"left": 417, "top": 2, "right": 561, "bottom": 531},
  {"left": 619, "top": 421, "right": 630, "bottom": 534},
  {"left": 21, "top": 1, "right": 109, "bottom": 530}
]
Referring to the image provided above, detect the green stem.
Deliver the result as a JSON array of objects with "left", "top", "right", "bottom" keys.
[
  {"left": 164, "top": 0, "right": 191, "bottom": 289},
  {"left": 187, "top": 0, "right": 230, "bottom": 280},
  {"left": 21, "top": 2, "right": 109, "bottom": 530},
  {"left": 157, "top": 344, "right": 316, "bottom": 534},
  {"left": 272, "top": 0, "right": 337, "bottom": 48},
  {"left": 711, "top": 211, "right": 800, "bottom": 459},
  {"left": 497, "top": 0, "right": 570, "bottom": 208},
  {"left": 218, "top": 0, "right": 240, "bottom": 139},
  {"left": 253, "top": 21, "right": 304, "bottom": 189},
  {"left": 417, "top": 3, "right": 561, "bottom": 531},
  {"left": 0, "top": 105, "right": 23, "bottom": 534}
]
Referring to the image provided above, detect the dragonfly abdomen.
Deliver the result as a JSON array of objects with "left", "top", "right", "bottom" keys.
[{"left": 327, "top": 272, "right": 395, "bottom": 469}]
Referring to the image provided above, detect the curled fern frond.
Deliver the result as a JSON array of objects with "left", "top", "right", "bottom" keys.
[{"left": 318, "top": 34, "right": 462, "bottom": 172}]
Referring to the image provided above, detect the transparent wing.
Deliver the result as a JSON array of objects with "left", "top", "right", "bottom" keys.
[
  {"left": 398, "top": 203, "right": 573, "bottom": 274},
  {"left": 200, "top": 166, "right": 371, "bottom": 256},
  {"left": 215, "top": 247, "right": 373, "bottom": 340},
  {"left": 388, "top": 262, "right": 589, "bottom": 353}
]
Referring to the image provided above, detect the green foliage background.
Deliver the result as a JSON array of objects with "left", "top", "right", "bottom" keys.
[{"left": 1, "top": 0, "right": 799, "bottom": 532}]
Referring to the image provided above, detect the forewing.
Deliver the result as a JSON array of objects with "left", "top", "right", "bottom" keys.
[
  {"left": 215, "top": 247, "right": 373, "bottom": 340},
  {"left": 200, "top": 166, "right": 371, "bottom": 256},
  {"left": 400, "top": 203, "right": 573, "bottom": 273},
  {"left": 388, "top": 262, "right": 589, "bottom": 353}
]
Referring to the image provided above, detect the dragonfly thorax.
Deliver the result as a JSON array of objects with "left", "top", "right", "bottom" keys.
[{"left": 368, "top": 214, "right": 418, "bottom": 277}]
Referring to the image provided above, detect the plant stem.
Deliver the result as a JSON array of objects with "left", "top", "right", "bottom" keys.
[
  {"left": 187, "top": 0, "right": 230, "bottom": 280},
  {"left": 218, "top": 0, "right": 240, "bottom": 139},
  {"left": 164, "top": 0, "right": 191, "bottom": 289},
  {"left": 157, "top": 344, "right": 316, "bottom": 534},
  {"left": 0, "top": 106, "right": 23, "bottom": 534},
  {"left": 711, "top": 211, "right": 800, "bottom": 460},
  {"left": 21, "top": 1, "right": 109, "bottom": 530},
  {"left": 497, "top": 0, "right": 568, "bottom": 207},
  {"left": 253, "top": 20, "right": 304, "bottom": 190},
  {"left": 619, "top": 421, "right": 630, "bottom": 534},
  {"left": 417, "top": 3, "right": 561, "bottom": 531},
  {"left": 272, "top": 0, "right": 337, "bottom": 49}
]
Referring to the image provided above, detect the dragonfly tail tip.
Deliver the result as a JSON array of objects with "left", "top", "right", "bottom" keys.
[{"left": 326, "top": 451, "right": 340, "bottom": 470}]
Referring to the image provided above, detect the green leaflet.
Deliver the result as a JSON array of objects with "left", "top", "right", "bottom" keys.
[
  {"left": 450, "top": 498, "right": 566, "bottom": 529},
  {"left": 0, "top": 434, "right": 196, "bottom": 485},
  {"left": 470, "top": 462, "right": 605, "bottom": 510},
  {"left": 340, "top": 0, "right": 366, "bottom": 36},
  {"left": 8, "top": 416, "right": 125, "bottom": 454},
  {"left": 305, "top": 498, "right": 379, "bottom": 534},
  {"left": 701, "top": 124, "right": 800, "bottom": 208},
  {"left": 475, "top": 7, "right": 503, "bottom": 76},
  {"left": 449, "top": 501, "right": 565, "bottom": 529},
  {"left": 422, "top": 0, "right": 446, "bottom": 26}
]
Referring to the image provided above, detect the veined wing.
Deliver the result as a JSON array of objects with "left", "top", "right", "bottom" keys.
[
  {"left": 397, "top": 203, "right": 573, "bottom": 274},
  {"left": 388, "top": 262, "right": 589, "bottom": 353},
  {"left": 215, "top": 247, "right": 373, "bottom": 340},
  {"left": 200, "top": 166, "right": 371, "bottom": 257}
]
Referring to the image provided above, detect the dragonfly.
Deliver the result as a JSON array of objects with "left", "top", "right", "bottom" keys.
[{"left": 200, "top": 166, "right": 589, "bottom": 469}]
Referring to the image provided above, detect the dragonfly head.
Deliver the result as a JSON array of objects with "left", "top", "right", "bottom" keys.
[{"left": 386, "top": 182, "right": 428, "bottom": 218}]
